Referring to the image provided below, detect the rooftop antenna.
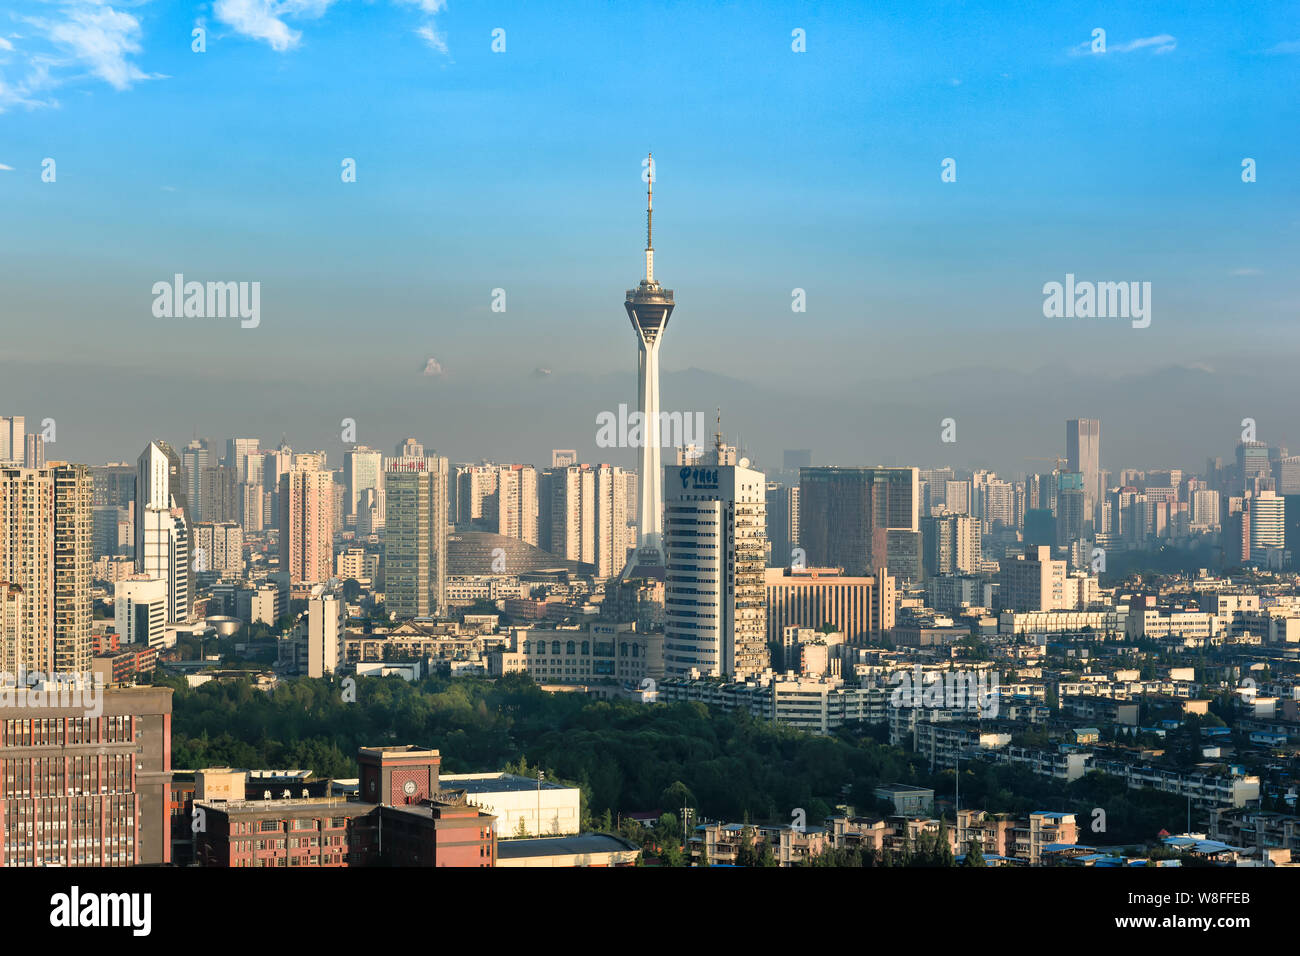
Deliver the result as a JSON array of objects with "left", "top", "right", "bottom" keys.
[
  {"left": 645, "top": 150, "right": 654, "bottom": 282},
  {"left": 714, "top": 408, "right": 724, "bottom": 458}
]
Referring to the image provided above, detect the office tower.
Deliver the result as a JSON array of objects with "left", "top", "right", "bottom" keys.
[
  {"left": 264, "top": 445, "right": 292, "bottom": 528},
  {"left": 1191, "top": 489, "right": 1221, "bottom": 532},
  {"left": 798, "top": 466, "right": 921, "bottom": 581},
  {"left": 765, "top": 482, "right": 800, "bottom": 568},
  {"left": 922, "top": 513, "right": 980, "bottom": 577},
  {"left": 552, "top": 450, "right": 578, "bottom": 468},
  {"left": 93, "top": 505, "right": 132, "bottom": 558},
  {"left": 1065, "top": 418, "right": 1100, "bottom": 521},
  {"left": 1237, "top": 441, "right": 1271, "bottom": 491},
  {"left": 91, "top": 462, "right": 135, "bottom": 508},
  {"left": 114, "top": 576, "right": 168, "bottom": 648},
  {"left": 1249, "top": 490, "right": 1285, "bottom": 561},
  {"left": 918, "top": 467, "right": 953, "bottom": 516},
  {"left": 384, "top": 456, "right": 449, "bottom": 619},
  {"left": 663, "top": 449, "right": 767, "bottom": 679},
  {"left": 199, "top": 464, "right": 238, "bottom": 523},
  {"left": 765, "top": 566, "right": 894, "bottom": 646},
  {"left": 621, "top": 153, "right": 676, "bottom": 580},
  {"left": 0, "top": 417, "right": 24, "bottom": 464},
  {"left": 136, "top": 441, "right": 193, "bottom": 623},
  {"left": 395, "top": 438, "right": 425, "bottom": 459},
  {"left": 224, "top": 437, "right": 260, "bottom": 478},
  {"left": 0, "top": 685, "right": 174, "bottom": 866},
  {"left": 1055, "top": 472, "right": 1087, "bottom": 547},
  {"left": 182, "top": 439, "right": 212, "bottom": 518},
  {"left": 1272, "top": 456, "right": 1300, "bottom": 495},
  {"left": 280, "top": 462, "right": 334, "bottom": 585},
  {"left": 345, "top": 446, "right": 384, "bottom": 520},
  {"left": 51, "top": 463, "right": 92, "bottom": 675},
  {"left": 193, "top": 521, "right": 244, "bottom": 574},
  {"left": 999, "top": 546, "right": 1068, "bottom": 611},
  {"left": 357, "top": 487, "right": 385, "bottom": 535},
  {"left": 23, "top": 432, "right": 44, "bottom": 470},
  {"left": 332, "top": 479, "right": 346, "bottom": 535}
]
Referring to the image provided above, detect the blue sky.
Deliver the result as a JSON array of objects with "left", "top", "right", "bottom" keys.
[{"left": 1, "top": 1, "right": 1298, "bottom": 473}]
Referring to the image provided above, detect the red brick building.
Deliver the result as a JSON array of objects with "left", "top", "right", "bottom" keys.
[{"left": 193, "top": 745, "right": 496, "bottom": 867}]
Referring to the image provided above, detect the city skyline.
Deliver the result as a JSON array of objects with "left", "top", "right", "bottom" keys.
[{"left": 2, "top": 3, "right": 1298, "bottom": 472}]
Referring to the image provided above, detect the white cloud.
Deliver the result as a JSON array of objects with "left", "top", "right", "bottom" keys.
[
  {"left": 0, "top": 163, "right": 12, "bottom": 171},
  {"left": 0, "top": 37, "right": 13, "bottom": 52},
  {"left": 1265, "top": 40, "right": 1300, "bottom": 54},
  {"left": 27, "top": 3, "right": 152, "bottom": 90},
  {"left": 422, "top": 357, "right": 445, "bottom": 377},
  {"left": 415, "top": 23, "right": 448, "bottom": 53},
  {"left": 1230, "top": 267, "right": 1263, "bottom": 276},
  {"left": 213, "top": 0, "right": 338, "bottom": 52},
  {"left": 1070, "top": 33, "right": 1176, "bottom": 57}
]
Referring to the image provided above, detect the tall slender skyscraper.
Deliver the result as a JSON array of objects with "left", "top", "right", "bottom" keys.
[
  {"left": 1066, "top": 418, "right": 1101, "bottom": 524},
  {"left": 384, "top": 456, "right": 449, "bottom": 619},
  {"left": 621, "top": 152, "right": 675, "bottom": 580}
]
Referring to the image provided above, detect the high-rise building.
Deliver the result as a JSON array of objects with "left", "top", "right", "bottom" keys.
[
  {"left": 135, "top": 441, "right": 193, "bottom": 624},
  {"left": 765, "top": 482, "right": 800, "bottom": 568},
  {"left": 764, "top": 566, "right": 894, "bottom": 646},
  {"left": 1065, "top": 418, "right": 1100, "bottom": 521},
  {"left": 545, "top": 464, "right": 631, "bottom": 579},
  {"left": 492, "top": 465, "right": 538, "bottom": 546},
  {"left": 552, "top": 450, "right": 578, "bottom": 468},
  {"left": 345, "top": 446, "right": 384, "bottom": 520},
  {"left": 799, "top": 466, "right": 921, "bottom": 582},
  {"left": 621, "top": 153, "right": 676, "bottom": 580},
  {"left": 395, "top": 438, "right": 425, "bottom": 459},
  {"left": 0, "top": 686, "right": 174, "bottom": 866},
  {"left": 182, "top": 439, "right": 212, "bottom": 519},
  {"left": 114, "top": 575, "right": 168, "bottom": 648},
  {"left": 193, "top": 521, "right": 244, "bottom": 574},
  {"left": 922, "top": 513, "right": 980, "bottom": 577},
  {"left": 384, "top": 456, "right": 450, "bottom": 619},
  {"left": 199, "top": 464, "right": 238, "bottom": 523},
  {"left": 51, "top": 463, "right": 92, "bottom": 675},
  {"left": 23, "top": 432, "right": 44, "bottom": 470},
  {"left": 1249, "top": 490, "right": 1285, "bottom": 561},
  {"left": 663, "top": 450, "right": 767, "bottom": 679},
  {"left": 224, "top": 438, "right": 260, "bottom": 479},
  {"left": 0, "top": 417, "right": 24, "bottom": 465},
  {"left": 998, "top": 546, "right": 1067, "bottom": 612},
  {"left": 1055, "top": 472, "right": 1087, "bottom": 547},
  {"left": 0, "top": 463, "right": 91, "bottom": 674},
  {"left": 279, "top": 462, "right": 334, "bottom": 585},
  {"left": 1238, "top": 441, "right": 1271, "bottom": 492}
]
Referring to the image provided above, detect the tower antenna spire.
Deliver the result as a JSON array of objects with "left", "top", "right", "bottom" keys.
[{"left": 645, "top": 150, "right": 654, "bottom": 282}]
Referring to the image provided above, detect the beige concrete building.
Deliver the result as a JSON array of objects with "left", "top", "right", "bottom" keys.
[
  {"left": 280, "top": 464, "right": 334, "bottom": 585},
  {"left": 765, "top": 566, "right": 894, "bottom": 645}
]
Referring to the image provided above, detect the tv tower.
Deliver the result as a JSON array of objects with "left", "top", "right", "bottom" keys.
[{"left": 621, "top": 151, "right": 675, "bottom": 579}]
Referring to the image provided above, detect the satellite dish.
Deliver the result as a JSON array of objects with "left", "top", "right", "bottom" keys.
[{"left": 739, "top": 457, "right": 750, "bottom": 468}]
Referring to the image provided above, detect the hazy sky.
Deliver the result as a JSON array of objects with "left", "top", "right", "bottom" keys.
[{"left": 2, "top": 1, "right": 1297, "bottom": 476}]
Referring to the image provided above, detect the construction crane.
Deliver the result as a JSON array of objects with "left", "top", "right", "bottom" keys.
[{"left": 1024, "top": 456, "right": 1068, "bottom": 471}]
